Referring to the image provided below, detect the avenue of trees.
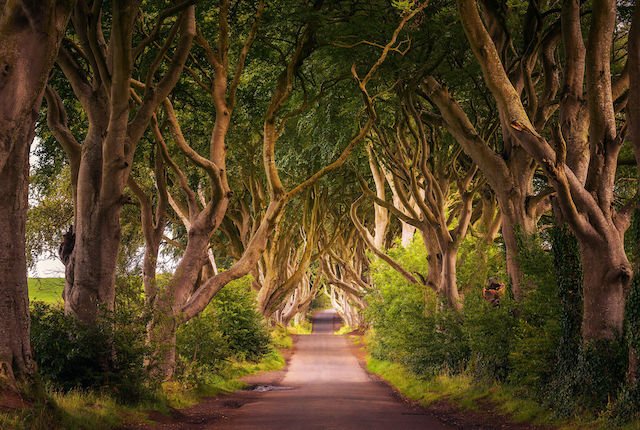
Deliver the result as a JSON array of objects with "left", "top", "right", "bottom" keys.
[{"left": 1, "top": 0, "right": 640, "bottom": 426}]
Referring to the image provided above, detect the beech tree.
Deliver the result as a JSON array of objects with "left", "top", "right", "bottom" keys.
[
  {"left": 137, "top": 3, "right": 426, "bottom": 377},
  {"left": 452, "top": 0, "right": 633, "bottom": 346},
  {"left": 44, "top": 1, "right": 195, "bottom": 323},
  {"left": 355, "top": 89, "right": 483, "bottom": 310},
  {"left": 0, "top": 0, "right": 74, "bottom": 387}
]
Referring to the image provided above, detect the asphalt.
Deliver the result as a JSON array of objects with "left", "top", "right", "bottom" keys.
[{"left": 211, "top": 309, "right": 454, "bottom": 430}]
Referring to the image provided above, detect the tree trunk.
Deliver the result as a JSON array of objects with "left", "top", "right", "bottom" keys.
[
  {"left": 147, "top": 227, "right": 210, "bottom": 377},
  {"left": 500, "top": 205, "right": 538, "bottom": 300},
  {"left": 0, "top": 135, "right": 33, "bottom": 386},
  {"left": 440, "top": 243, "right": 462, "bottom": 310},
  {"left": 501, "top": 215, "right": 526, "bottom": 300},
  {"left": 65, "top": 201, "right": 122, "bottom": 322},
  {"left": 579, "top": 238, "right": 630, "bottom": 341},
  {"left": 0, "top": 0, "right": 74, "bottom": 386},
  {"left": 52, "top": 3, "right": 195, "bottom": 324},
  {"left": 422, "top": 228, "right": 442, "bottom": 294},
  {"left": 142, "top": 239, "right": 161, "bottom": 307},
  {"left": 400, "top": 223, "right": 415, "bottom": 248}
]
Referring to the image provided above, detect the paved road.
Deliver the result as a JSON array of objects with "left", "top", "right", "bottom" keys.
[{"left": 212, "top": 309, "right": 453, "bottom": 430}]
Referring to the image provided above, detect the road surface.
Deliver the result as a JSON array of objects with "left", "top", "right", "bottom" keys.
[{"left": 211, "top": 309, "right": 453, "bottom": 430}]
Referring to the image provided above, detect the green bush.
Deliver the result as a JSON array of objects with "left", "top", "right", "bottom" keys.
[
  {"left": 176, "top": 311, "right": 231, "bottom": 372},
  {"left": 577, "top": 339, "right": 627, "bottom": 410},
  {"left": 176, "top": 275, "right": 270, "bottom": 377},
  {"left": 210, "top": 277, "right": 271, "bottom": 361},
  {"left": 509, "top": 232, "right": 561, "bottom": 394},
  {"left": 30, "top": 301, "right": 151, "bottom": 403},
  {"left": 456, "top": 234, "right": 507, "bottom": 295},
  {"left": 365, "top": 235, "right": 470, "bottom": 376},
  {"left": 462, "top": 290, "right": 516, "bottom": 382}
]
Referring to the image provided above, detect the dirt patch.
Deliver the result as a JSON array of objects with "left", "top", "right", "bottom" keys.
[
  {"left": 345, "top": 334, "right": 555, "bottom": 430},
  {"left": 119, "top": 340, "right": 298, "bottom": 430}
]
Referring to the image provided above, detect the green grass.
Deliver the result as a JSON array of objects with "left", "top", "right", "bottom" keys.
[
  {"left": 287, "top": 319, "right": 313, "bottom": 334},
  {"left": 362, "top": 342, "right": 640, "bottom": 430},
  {"left": 334, "top": 325, "right": 353, "bottom": 335},
  {"left": 0, "top": 386, "right": 147, "bottom": 430},
  {"left": 28, "top": 278, "right": 64, "bottom": 304}
]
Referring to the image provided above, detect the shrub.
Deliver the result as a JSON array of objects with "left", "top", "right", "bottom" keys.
[
  {"left": 30, "top": 301, "right": 151, "bottom": 403},
  {"left": 365, "top": 235, "right": 470, "bottom": 376},
  {"left": 462, "top": 290, "right": 516, "bottom": 382},
  {"left": 508, "top": 232, "right": 561, "bottom": 395},
  {"left": 176, "top": 275, "right": 270, "bottom": 378},
  {"left": 210, "top": 277, "right": 271, "bottom": 361},
  {"left": 176, "top": 311, "right": 231, "bottom": 372}
]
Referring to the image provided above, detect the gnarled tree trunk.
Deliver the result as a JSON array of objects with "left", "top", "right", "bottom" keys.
[{"left": 0, "top": 0, "right": 74, "bottom": 387}]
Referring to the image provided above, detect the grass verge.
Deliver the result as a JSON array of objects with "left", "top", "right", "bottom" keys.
[
  {"left": 334, "top": 325, "right": 353, "bottom": 335},
  {"left": 0, "top": 330, "right": 293, "bottom": 430},
  {"left": 357, "top": 336, "right": 640, "bottom": 430},
  {"left": 287, "top": 319, "right": 312, "bottom": 335}
]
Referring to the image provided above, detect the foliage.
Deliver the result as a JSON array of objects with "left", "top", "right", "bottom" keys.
[
  {"left": 508, "top": 232, "right": 561, "bottom": 394},
  {"left": 176, "top": 276, "right": 271, "bottom": 385},
  {"left": 550, "top": 225, "right": 583, "bottom": 376},
  {"left": 456, "top": 234, "right": 507, "bottom": 295},
  {"left": 368, "top": 226, "right": 633, "bottom": 421},
  {"left": 289, "top": 319, "right": 313, "bottom": 334},
  {"left": 26, "top": 167, "right": 73, "bottom": 271},
  {"left": 577, "top": 339, "right": 628, "bottom": 411},
  {"left": 625, "top": 210, "right": 640, "bottom": 354},
  {"left": 607, "top": 383, "right": 640, "bottom": 426},
  {"left": 462, "top": 289, "right": 516, "bottom": 381},
  {"left": 0, "top": 336, "right": 290, "bottom": 430},
  {"left": 29, "top": 301, "right": 152, "bottom": 403},
  {"left": 210, "top": 276, "right": 271, "bottom": 361},
  {"left": 366, "top": 235, "right": 470, "bottom": 376},
  {"left": 628, "top": 276, "right": 640, "bottom": 360},
  {"left": 310, "top": 290, "right": 331, "bottom": 310}
]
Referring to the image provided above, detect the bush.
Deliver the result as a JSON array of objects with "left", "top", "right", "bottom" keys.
[
  {"left": 30, "top": 301, "right": 151, "bottom": 403},
  {"left": 210, "top": 277, "right": 271, "bottom": 361},
  {"left": 176, "top": 311, "right": 231, "bottom": 372},
  {"left": 508, "top": 232, "right": 561, "bottom": 394},
  {"left": 462, "top": 290, "right": 516, "bottom": 382},
  {"left": 176, "top": 275, "right": 270, "bottom": 378},
  {"left": 365, "top": 235, "right": 470, "bottom": 376}
]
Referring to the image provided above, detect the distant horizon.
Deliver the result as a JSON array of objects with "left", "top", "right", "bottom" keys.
[{"left": 29, "top": 257, "right": 65, "bottom": 278}]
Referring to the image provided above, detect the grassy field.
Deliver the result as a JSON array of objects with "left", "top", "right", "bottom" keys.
[{"left": 28, "top": 278, "right": 64, "bottom": 304}]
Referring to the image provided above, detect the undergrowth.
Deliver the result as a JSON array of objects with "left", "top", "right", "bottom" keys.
[
  {"left": 1, "top": 275, "right": 293, "bottom": 430},
  {"left": 365, "top": 348, "right": 640, "bottom": 430}
]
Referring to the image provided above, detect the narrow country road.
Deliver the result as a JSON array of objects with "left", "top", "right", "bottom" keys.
[{"left": 210, "top": 309, "right": 454, "bottom": 430}]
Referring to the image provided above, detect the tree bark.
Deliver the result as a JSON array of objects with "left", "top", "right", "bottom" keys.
[
  {"left": 439, "top": 242, "right": 462, "bottom": 311},
  {"left": 0, "top": 134, "right": 32, "bottom": 386},
  {"left": 0, "top": 0, "right": 74, "bottom": 386},
  {"left": 580, "top": 234, "right": 630, "bottom": 340}
]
